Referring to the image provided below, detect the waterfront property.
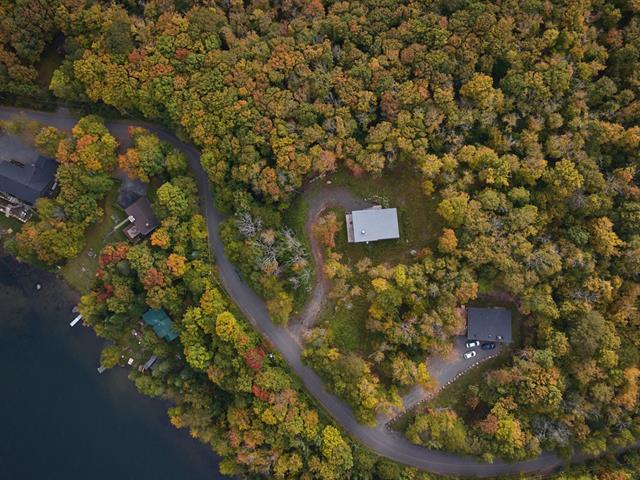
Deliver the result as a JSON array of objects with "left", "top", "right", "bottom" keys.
[
  {"left": 123, "top": 196, "right": 158, "bottom": 242},
  {"left": 345, "top": 206, "right": 400, "bottom": 243},
  {"left": 0, "top": 134, "right": 58, "bottom": 222},
  {"left": 466, "top": 307, "right": 512, "bottom": 343},
  {"left": 142, "top": 308, "right": 179, "bottom": 342}
]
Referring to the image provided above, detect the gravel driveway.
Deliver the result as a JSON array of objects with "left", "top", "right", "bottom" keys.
[{"left": 399, "top": 336, "right": 501, "bottom": 413}]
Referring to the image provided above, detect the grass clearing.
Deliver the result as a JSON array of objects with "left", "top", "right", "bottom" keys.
[
  {"left": 60, "top": 185, "right": 125, "bottom": 293},
  {"left": 324, "top": 296, "right": 371, "bottom": 353},
  {"left": 0, "top": 215, "right": 22, "bottom": 233},
  {"left": 328, "top": 165, "right": 442, "bottom": 266}
]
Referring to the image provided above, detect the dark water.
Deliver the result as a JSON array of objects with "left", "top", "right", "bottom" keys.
[{"left": 0, "top": 255, "right": 224, "bottom": 480}]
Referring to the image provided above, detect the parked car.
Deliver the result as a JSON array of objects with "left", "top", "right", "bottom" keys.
[
  {"left": 465, "top": 340, "right": 480, "bottom": 348},
  {"left": 481, "top": 342, "right": 496, "bottom": 350},
  {"left": 463, "top": 350, "right": 477, "bottom": 360}
]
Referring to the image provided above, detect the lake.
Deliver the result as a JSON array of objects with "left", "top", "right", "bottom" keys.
[{"left": 0, "top": 254, "right": 225, "bottom": 480}]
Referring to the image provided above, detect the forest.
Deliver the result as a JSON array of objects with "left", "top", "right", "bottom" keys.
[{"left": 2, "top": 0, "right": 640, "bottom": 478}]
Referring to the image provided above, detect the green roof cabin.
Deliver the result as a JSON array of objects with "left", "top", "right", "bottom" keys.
[{"left": 142, "top": 309, "right": 179, "bottom": 342}]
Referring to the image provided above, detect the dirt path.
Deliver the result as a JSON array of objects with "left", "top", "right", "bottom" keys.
[{"left": 289, "top": 182, "right": 371, "bottom": 339}]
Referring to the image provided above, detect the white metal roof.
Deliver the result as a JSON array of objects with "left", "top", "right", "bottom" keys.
[{"left": 351, "top": 208, "right": 399, "bottom": 243}]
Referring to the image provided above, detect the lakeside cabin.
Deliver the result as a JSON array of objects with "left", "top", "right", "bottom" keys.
[
  {"left": 123, "top": 196, "right": 158, "bottom": 242},
  {"left": 346, "top": 206, "right": 399, "bottom": 243},
  {"left": 142, "top": 309, "right": 179, "bottom": 342},
  {"left": 466, "top": 307, "right": 512, "bottom": 343},
  {"left": 0, "top": 134, "right": 58, "bottom": 222}
]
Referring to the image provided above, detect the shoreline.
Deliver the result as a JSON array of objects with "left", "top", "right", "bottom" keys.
[{"left": 0, "top": 249, "right": 224, "bottom": 479}]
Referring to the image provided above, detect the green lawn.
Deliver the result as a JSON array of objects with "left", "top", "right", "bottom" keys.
[
  {"left": 0, "top": 215, "right": 22, "bottom": 233},
  {"left": 328, "top": 165, "right": 442, "bottom": 266},
  {"left": 60, "top": 185, "right": 125, "bottom": 293},
  {"left": 323, "top": 296, "right": 371, "bottom": 353}
]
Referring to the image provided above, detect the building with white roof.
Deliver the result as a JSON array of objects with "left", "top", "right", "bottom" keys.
[{"left": 345, "top": 206, "right": 400, "bottom": 243}]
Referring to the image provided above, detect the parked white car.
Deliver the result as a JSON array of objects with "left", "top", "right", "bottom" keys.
[
  {"left": 465, "top": 340, "right": 480, "bottom": 348},
  {"left": 463, "top": 350, "right": 477, "bottom": 360}
]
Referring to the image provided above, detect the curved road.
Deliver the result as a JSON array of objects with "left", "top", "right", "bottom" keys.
[{"left": 0, "top": 106, "right": 602, "bottom": 477}]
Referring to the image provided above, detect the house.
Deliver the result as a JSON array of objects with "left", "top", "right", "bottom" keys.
[
  {"left": 0, "top": 134, "right": 58, "bottom": 222},
  {"left": 142, "top": 309, "right": 179, "bottom": 342},
  {"left": 123, "top": 196, "right": 158, "bottom": 241},
  {"left": 346, "top": 206, "right": 399, "bottom": 243},
  {"left": 466, "top": 307, "right": 512, "bottom": 343}
]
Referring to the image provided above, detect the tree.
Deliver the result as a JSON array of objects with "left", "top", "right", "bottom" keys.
[
  {"left": 157, "top": 181, "right": 191, "bottom": 218},
  {"left": 320, "top": 426, "right": 353, "bottom": 473},
  {"left": 35, "top": 126, "right": 66, "bottom": 157},
  {"left": 438, "top": 228, "right": 458, "bottom": 253},
  {"left": 406, "top": 409, "right": 469, "bottom": 453},
  {"left": 437, "top": 192, "right": 470, "bottom": 227},
  {"left": 313, "top": 212, "right": 339, "bottom": 249},
  {"left": 267, "top": 291, "right": 294, "bottom": 325},
  {"left": 118, "top": 128, "right": 167, "bottom": 182},
  {"left": 100, "top": 345, "right": 121, "bottom": 369}
]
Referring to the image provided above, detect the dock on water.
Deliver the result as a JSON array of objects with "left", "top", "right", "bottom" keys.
[{"left": 69, "top": 314, "right": 82, "bottom": 327}]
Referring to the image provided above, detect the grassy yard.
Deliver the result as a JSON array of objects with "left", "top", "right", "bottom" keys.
[
  {"left": 0, "top": 215, "right": 22, "bottom": 233},
  {"left": 321, "top": 296, "right": 372, "bottom": 353},
  {"left": 328, "top": 165, "right": 442, "bottom": 266},
  {"left": 60, "top": 185, "right": 126, "bottom": 293}
]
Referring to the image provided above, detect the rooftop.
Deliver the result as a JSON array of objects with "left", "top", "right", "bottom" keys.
[
  {"left": 142, "top": 309, "right": 179, "bottom": 342},
  {"left": 346, "top": 207, "right": 400, "bottom": 243},
  {"left": 0, "top": 134, "right": 58, "bottom": 205},
  {"left": 466, "top": 307, "right": 512, "bottom": 343},
  {"left": 124, "top": 196, "right": 158, "bottom": 240}
]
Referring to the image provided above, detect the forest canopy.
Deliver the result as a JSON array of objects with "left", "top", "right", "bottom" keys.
[{"left": 4, "top": 0, "right": 640, "bottom": 478}]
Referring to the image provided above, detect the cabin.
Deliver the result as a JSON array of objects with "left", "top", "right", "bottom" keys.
[
  {"left": 142, "top": 309, "right": 179, "bottom": 342},
  {"left": 466, "top": 307, "right": 512, "bottom": 343},
  {"left": 0, "top": 134, "right": 58, "bottom": 222},
  {"left": 346, "top": 206, "right": 400, "bottom": 243},
  {"left": 123, "top": 196, "right": 158, "bottom": 242}
]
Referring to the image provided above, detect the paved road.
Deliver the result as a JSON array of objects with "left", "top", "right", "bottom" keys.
[{"left": 0, "top": 105, "right": 620, "bottom": 477}]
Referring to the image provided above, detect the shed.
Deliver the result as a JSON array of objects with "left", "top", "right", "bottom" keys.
[
  {"left": 123, "top": 196, "right": 158, "bottom": 241},
  {"left": 346, "top": 207, "right": 399, "bottom": 243},
  {"left": 466, "top": 307, "right": 512, "bottom": 343},
  {"left": 142, "top": 309, "right": 179, "bottom": 342}
]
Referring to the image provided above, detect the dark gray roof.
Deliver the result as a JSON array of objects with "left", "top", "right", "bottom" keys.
[
  {"left": 0, "top": 134, "right": 57, "bottom": 205},
  {"left": 467, "top": 307, "right": 512, "bottom": 343},
  {"left": 351, "top": 208, "right": 399, "bottom": 242},
  {"left": 115, "top": 168, "right": 148, "bottom": 209},
  {"left": 124, "top": 196, "right": 158, "bottom": 239}
]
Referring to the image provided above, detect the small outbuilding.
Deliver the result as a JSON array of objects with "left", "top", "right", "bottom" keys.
[
  {"left": 143, "top": 309, "right": 179, "bottom": 342},
  {"left": 123, "top": 196, "right": 158, "bottom": 241},
  {"left": 346, "top": 206, "right": 399, "bottom": 243},
  {"left": 466, "top": 307, "right": 512, "bottom": 343}
]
